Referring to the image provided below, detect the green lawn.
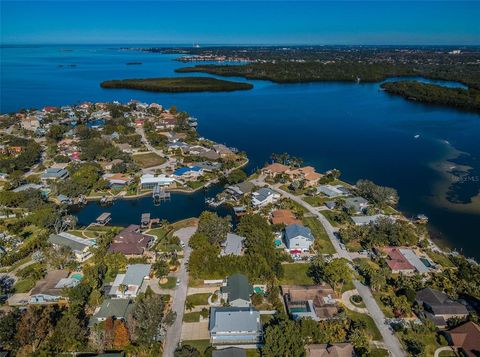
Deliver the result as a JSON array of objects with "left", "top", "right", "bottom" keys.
[
  {"left": 147, "top": 227, "right": 168, "bottom": 240},
  {"left": 13, "top": 278, "right": 36, "bottom": 293},
  {"left": 302, "top": 216, "right": 336, "bottom": 254},
  {"left": 369, "top": 348, "right": 390, "bottom": 357},
  {"left": 186, "top": 293, "right": 211, "bottom": 306},
  {"left": 132, "top": 152, "right": 166, "bottom": 168},
  {"left": 303, "top": 195, "right": 329, "bottom": 207},
  {"left": 0, "top": 256, "right": 31, "bottom": 273},
  {"left": 183, "top": 311, "right": 201, "bottom": 322},
  {"left": 321, "top": 210, "right": 351, "bottom": 227},
  {"left": 426, "top": 250, "right": 455, "bottom": 268},
  {"left": 346, "top": 309, "right": 382, "bottom": 341},
  {"left": 181, "top": 340, "right": 211, "bottom": 355},
  {"left": 280, "top": 263, "right": 314, "bottom": 285},
  {"left": 159, "top": 276, "right": 177, "bottom": 289}
]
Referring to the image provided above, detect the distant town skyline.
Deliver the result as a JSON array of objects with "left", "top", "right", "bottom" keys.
[{"left": 1, "top": 1, "right": 479, "bottom": 45}]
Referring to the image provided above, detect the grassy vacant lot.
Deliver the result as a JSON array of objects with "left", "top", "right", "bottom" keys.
[
  {"left": 186, "top": 293, "right": 211, "bottom": 306},
  {"left": 321, "top": 210, "right": 351, "bottom": 227},
  {"left": 302, "top": 216, "right": 336, "bottom": 254},
  {"left": 369, "top": 348, "right": 390, "bottom": 357},
  {"left": 346, "top": 309, "right": 382, "bottom": 341},
  {"left": 13, "top": 278, "right": 36, "bottom": 293},
  {"left": 280, "top": 263, "right": 314, "bottom": 285},
  {"left": 132, "top": 152, "right": 166, "bottom": 168},
  {"left": 303, "top": 195, "right": 329, "bottom": 207},
  {"left": 101, "top": 76, "right": 253, "bottom": 93}
]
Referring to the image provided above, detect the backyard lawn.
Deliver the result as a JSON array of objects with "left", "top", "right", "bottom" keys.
[
  {"left": 13, "top": 278, "right": 36, "bottom": 293},
  {"left": 280, "top": 263, "right": 314, "bottom": 285},
  {"left": 159, "top": 276, "right": 177, "bottom": 289},
  {"left": 132, "top": 152, "right": 166, "bottom": 168},
  {"left": 302, "top": 216, "right": 336, "bottom": 254}
]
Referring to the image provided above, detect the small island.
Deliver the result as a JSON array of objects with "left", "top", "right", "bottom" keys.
[
  {"left": 100, "top": 76, "right": 253, "bottom": 92},
  {"left": 381, "top": 81, "right": 480, "bottom": 113}
]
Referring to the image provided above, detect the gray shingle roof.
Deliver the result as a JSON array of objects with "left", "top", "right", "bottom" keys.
[
  {"left": 285, "top": 224, "right": 314, "bottom": 242},
  {"left": 416, "top": 288, "right": 468, "bottom": 315},
  {"left": 93, "top": 298, "right": 133, "bottom": 320},
  {"left": 209, "top": 307, "right": 261, "bottom": 333},
  {"left": 221, "top": 233, "right": 245, "bottom": 256},
  {"left": 221, "top": 274, "right": 252, "bottom": 302},
  {"left": 48, "top": 232, "right": 95, "bottom": 252}
]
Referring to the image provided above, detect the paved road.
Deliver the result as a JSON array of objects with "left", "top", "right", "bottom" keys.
[
  {"left": 163, "top": 226, "right": 197, "bottom": 357},
  {"left": 252, "top": 177, "right": 406, "bottom": 357}
]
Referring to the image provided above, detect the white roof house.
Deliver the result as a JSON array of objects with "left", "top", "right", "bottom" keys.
[
  {"left": 48, "top": 232, "right": 96, "bottom": 262},
  {"left": 399, "top": 248, "right": 430, "bottom": 274},
  {"left": 316, "top": 184, "right": 349, "bottom": 198},
  {"left": 221, "top": 233, "right": 245, "bottom": 256},
  {"left": 251, "top": 188, "right": 280, "bottom": 207},
  {"left": 140, "top": 174, "right": 175, "bottom": 189},
  {"left": 109, "top": 264, "right": 151, "bottom": 298},
  {"left": 209, "top": 307, "right": 262, "bottom": 345}
]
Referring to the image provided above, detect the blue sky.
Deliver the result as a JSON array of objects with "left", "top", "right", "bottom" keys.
[{"left": 1, "top": 1, "right": 479, "bottom": 45}]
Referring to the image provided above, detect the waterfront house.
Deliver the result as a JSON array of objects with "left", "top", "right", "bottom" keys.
[
  {"left": 197, "top": 161, "right": 222, "bottom": 172},
  {"left": 48, "top": 232, "right": 95, "bottom": 262},
  {"left": 109, "top": 225, "right": 154, "bottom": 257},
  {"left": 41, "top": 164, "right": 69, "bottom": 181},
  {"left": 220, "top": 233, "right": 245, "bottom": 256},
  {"left": 306, "top": 343, "right": 354, "bottom": 357},
  {"left": 281, "top": 285, "right": 338, "bottom": 321},
  {"left": 12, "top": 183, "right": 44, "bottom": 193},
  {"left": 213, "top": 144, "right": 234, "bottom": 158},
  {"left": 316, "top": 184, "right": 349, "bottom": 198},
  {"left": 380, "top": 247, "right": 416, "bottom": 275},
  {"left": 287, "top": 166, "right": 323, "bottom": 187},
  {"left": 140, "top": 174, "right": 175, "bottom": 189},
  {"left": 226, "top": 181, "right": 255, "bottom": 200},
  {"left": 89, "top": 298, "right": 134, "bottom": 326},
  {"left": 251, "top": 187, "right": 280, "bottom": 207},
  {"left": 445, "top": 321, "right": 480, "bottom": 357},
  {"left": 261, "top": 163, "right": 290, "bottom": 178},
  {"left": 271, "top": 209, "right": 302, "bottom": 226},
  {"left": 20, "top": 116, "right": 40, "bottom": 131},
  {"left": 173, "top": 166, "right": 203, "bottom": 180},
  {"left": 208, "top": 307, "right": 262, "bottom": 346},
  {"left": 221, "top": 274, "right": 253, "bottom": 307},
  {"left": 344, "top": 196, "right": 369, "bottom": 214},
  {"left": 109, "top": 264, "right": 151, "bottom": 298},
  {"left": 103, "top": 173, "right": 133, "bottom": 188},
  {"left": 30, "top": 270, "right": 80, "bottom": 304},
  {"left": 351, "top": 214, "right": 389, "bottom": 226},
  {"left": 415, "top": 288, "right": 469, "bottom": 328},
  {"left": 284, "top": 224, "right": 314, "bottom": 253}
]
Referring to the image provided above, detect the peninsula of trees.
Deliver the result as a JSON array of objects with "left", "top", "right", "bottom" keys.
[
  {"left": 381, "top": 81, "right": 480, "bottom": 113},
  {"left": 100, "top": 76, "right": 253, "bottom": 92}
]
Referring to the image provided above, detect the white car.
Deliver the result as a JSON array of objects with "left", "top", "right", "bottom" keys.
[{"left": 176, "top": 278, "right": 181, "bottom": 286}]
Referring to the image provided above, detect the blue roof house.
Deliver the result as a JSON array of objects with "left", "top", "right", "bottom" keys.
[{"left": 284, "top": 224, "right": 315, "bottom": 252}]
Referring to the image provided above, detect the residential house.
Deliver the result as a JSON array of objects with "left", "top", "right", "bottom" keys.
[
  {"left": 109, "top": 225, "right": 154, "bottom": 257},
  {"left": 140, "top": 174, "right": 175, "bottom": 189},
  {"left": 115, "top": 142, "right": 134, "bottom": 154},
  {"left": 21, "top": 117, "right": 40, "bottom": 131},
  {"left": 415, "top": 288, "right": 469, "bottom": 328},
  {"left": 398, "top": 248, "right": 431, "bottom": 274},
  {"left": 221, "top": 274, "right": 253, "bottom": 307},
  {"left": 281, "top": 285, "right": 338, "bottom": 321},
  {"left": 221, "top": 233, "right": 245, "bottom": 256},
  {"left": 109, "top": 264, "right": 151, "bottom": 298},
  {"left": 316, "top": 184, "right": 349, "bottom": 198},
  {"left": 284, "top": 224, "right": 315, "bottom": 253},
  {"left": 344, "top": 197, "right": 369, "bottom": 214},
  {"left": 209, "top": 307, "right": 262, "bottom": 346},
  {"left": 30, "top": 270, "right": 80, "bottom": 304},
  {"left": 271, "top": 209, "right": 302, "bottom": 226},
  {"left": 12, "top": 183, "right": 43, "bottom": 193},
  {"left": 197, "top": 161, "right": 222, "bottom": 172},
  {"left": 48, "top": 232, "right": 95, "bottom": 262},
  {"left": 351, "top": 214, "right": 389, "bottom": 226},
  {"left": 89, "top": 299, "right": 134, "bottom": 326},
  {"left": 261, "top": 163, "right": 290, "bottom": 178},
  {"left": 103, "top": 173, "right": 133, "bottom": 189},
  {"left": 226, "top": 181, "right": 255, "bottom": 200},
  {"left": 173, "top": 166, "right": 203, "bottom": 180},
  {"left": 380, "top": 247, "right": 416, "bottom": 275},
  {"left": 41, "top": 164, "right": 69, "bottom": 181},
  {"left": 306, "top": 343, "right": 354, "bottom": 357},
  {"left": 251, "top": 188, "right": 280, "bottom": 207},
  {"left": 445, "top": 322, "right": 480, "bottom": 357},
  {"left": 213, "top": 144, "right": 234, "bottom": 158},
  {"left": 287, "top": 166, "right": 323, "bottom": 187}
]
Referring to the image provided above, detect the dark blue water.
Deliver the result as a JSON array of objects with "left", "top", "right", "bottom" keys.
[{"left": 2, "top": 45, "right": 480, "bottom": 258}]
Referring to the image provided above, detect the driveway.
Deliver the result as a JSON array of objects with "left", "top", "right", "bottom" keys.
[{"left": 163, "top": 226, "right": 197, "bottom": 357}]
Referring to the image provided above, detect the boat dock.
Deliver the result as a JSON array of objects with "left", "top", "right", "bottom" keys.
[{"left": 153, "top": 184, "right": 171, "bottom": 202}]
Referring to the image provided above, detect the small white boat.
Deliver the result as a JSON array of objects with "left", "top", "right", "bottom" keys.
[{"left": 414, "top": 134, "right": 420, "bottom": 139}]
